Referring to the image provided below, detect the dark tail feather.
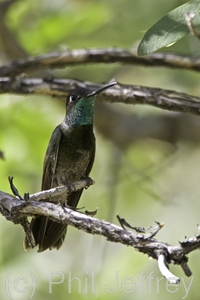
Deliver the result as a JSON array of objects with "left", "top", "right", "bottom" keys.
[
  {"left": 24, "top": 216, "right": 67, "bottom": 252},
  {"left": 24, "top": 189, "right": 83, "bottom": 252}
]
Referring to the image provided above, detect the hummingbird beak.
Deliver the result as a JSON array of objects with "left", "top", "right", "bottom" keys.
[{"left": 86, "top": 81, "right": 117, "bottom": 98}]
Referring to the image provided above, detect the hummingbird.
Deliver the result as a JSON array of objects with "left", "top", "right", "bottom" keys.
[{"left": 24, "top": 81, "right": 116, "bottom": 252}]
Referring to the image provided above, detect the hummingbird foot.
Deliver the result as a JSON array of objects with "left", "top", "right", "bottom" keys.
[
  {"left": 81, "top": 176, "right": 95, "bottom": 189},
  {"left": 64, "top": 182, "right": 76, "bottom": 195},
  {"left": 58, "top": 199, "right": 67, "bottom": 212},
  {"left": 58, "top": 197, "right": 83, "bottom": 213}
]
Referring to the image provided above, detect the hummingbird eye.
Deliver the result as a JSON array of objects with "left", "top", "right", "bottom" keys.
[{"left": 68, "top": 95, "right": 78, "bottom": 103}]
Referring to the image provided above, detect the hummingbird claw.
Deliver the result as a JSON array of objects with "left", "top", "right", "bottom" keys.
[
  {"left": 63, "top": 182, "right": 76, "bottom": 195},
  {"left": 58, "top": 200, "right": 66, "bottom": 212},
  {"left": 82, "top": 176, "right": 94, "bottom": 189}
]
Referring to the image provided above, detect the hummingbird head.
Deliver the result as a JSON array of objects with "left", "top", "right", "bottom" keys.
[{"left": 65, "top": 82, "right": 117, "bottom": 127}]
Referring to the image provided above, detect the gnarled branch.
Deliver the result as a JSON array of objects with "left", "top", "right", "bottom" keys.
[
  {"left": 0, "top": 183, "right": 200, "bottom": 284},
  {"left": 1, "top": 77, "right": 200, "bottom": 116}
]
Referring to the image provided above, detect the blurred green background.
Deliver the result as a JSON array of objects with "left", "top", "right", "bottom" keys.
[{"left": 1, "top": 0, "right": 200, "bottom": 299}]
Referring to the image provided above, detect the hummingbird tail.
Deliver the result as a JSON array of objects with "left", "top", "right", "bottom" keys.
[
  {"left": 24, "top": 216, "right": 67, "bottom": 252},
  {"left": 24, "top": 189, "right": 84, "bottom": 252}
]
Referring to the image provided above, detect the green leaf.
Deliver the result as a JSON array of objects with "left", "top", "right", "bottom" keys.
[{"left": 138, "top": 0, "right": 200, "bottom": 56}]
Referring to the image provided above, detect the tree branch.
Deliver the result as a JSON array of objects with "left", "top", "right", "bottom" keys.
[
  {"left": 0, "top": 184, "right": 200, "bottom": 283},
  {"left": 1, "top": 77, "right": 200, "bottom": 116},
  {"left": 1, "top": 48, "right": 200, "bottom": 76}
]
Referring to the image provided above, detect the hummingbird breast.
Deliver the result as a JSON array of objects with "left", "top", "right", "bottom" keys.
[{"left": 54, "top": 124, "right": 95, "bottom": 186}]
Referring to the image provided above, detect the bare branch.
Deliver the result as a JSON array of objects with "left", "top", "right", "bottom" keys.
[
  {"left": 1, "top": 77, "right": 200, "bottom": 116},
  {"left": 1, "top": 48, "right": 200, "bottom": 77},
  {"left": 0, "top": 185, "right": 200, "bottom": 282}
]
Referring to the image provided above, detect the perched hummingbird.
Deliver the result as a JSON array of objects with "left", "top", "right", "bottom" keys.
[{"left": 24, "top": 82, "right": 116, "bottom": 252}]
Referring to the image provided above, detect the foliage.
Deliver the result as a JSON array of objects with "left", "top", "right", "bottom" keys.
[
  {"left": 138, "top": 0, "right": 200, "bottom": 55},
  {"left": 1, "top": 0, "right": 200, "bottom": 300}
]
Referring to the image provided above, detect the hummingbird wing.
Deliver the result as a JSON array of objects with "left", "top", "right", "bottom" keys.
[
  {"left": 43, "top": 135, "right": 96, "bottom": 251},
  {"left": 24, "top": 126, "right": 62, "bottom": 251},
  {"left": 42, "top": 125, "right": 62, "bottom": 190},
  {"left": 24, "top": 126, "right": 96, "bottom": 252}
]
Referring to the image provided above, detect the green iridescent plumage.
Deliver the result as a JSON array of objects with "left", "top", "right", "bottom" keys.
[{"left": 66, "top": 95, "right": 95, "bottom": 126}]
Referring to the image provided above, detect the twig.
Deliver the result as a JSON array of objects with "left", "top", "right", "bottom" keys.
[
  {"left": 7, "top": 176, "right": 35, "bottom": 248},
  {"left": 157, "top": 254, "right": 180, "bottom": 284},
  {"left": 8, "top": 176, "right": 23, "bottom": 200},
  {"left": 117, "top": 215, "right": 164, "bottom": 238},
  {"left": 181, "top": 261, "right": 192, "bottom": 277}
]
